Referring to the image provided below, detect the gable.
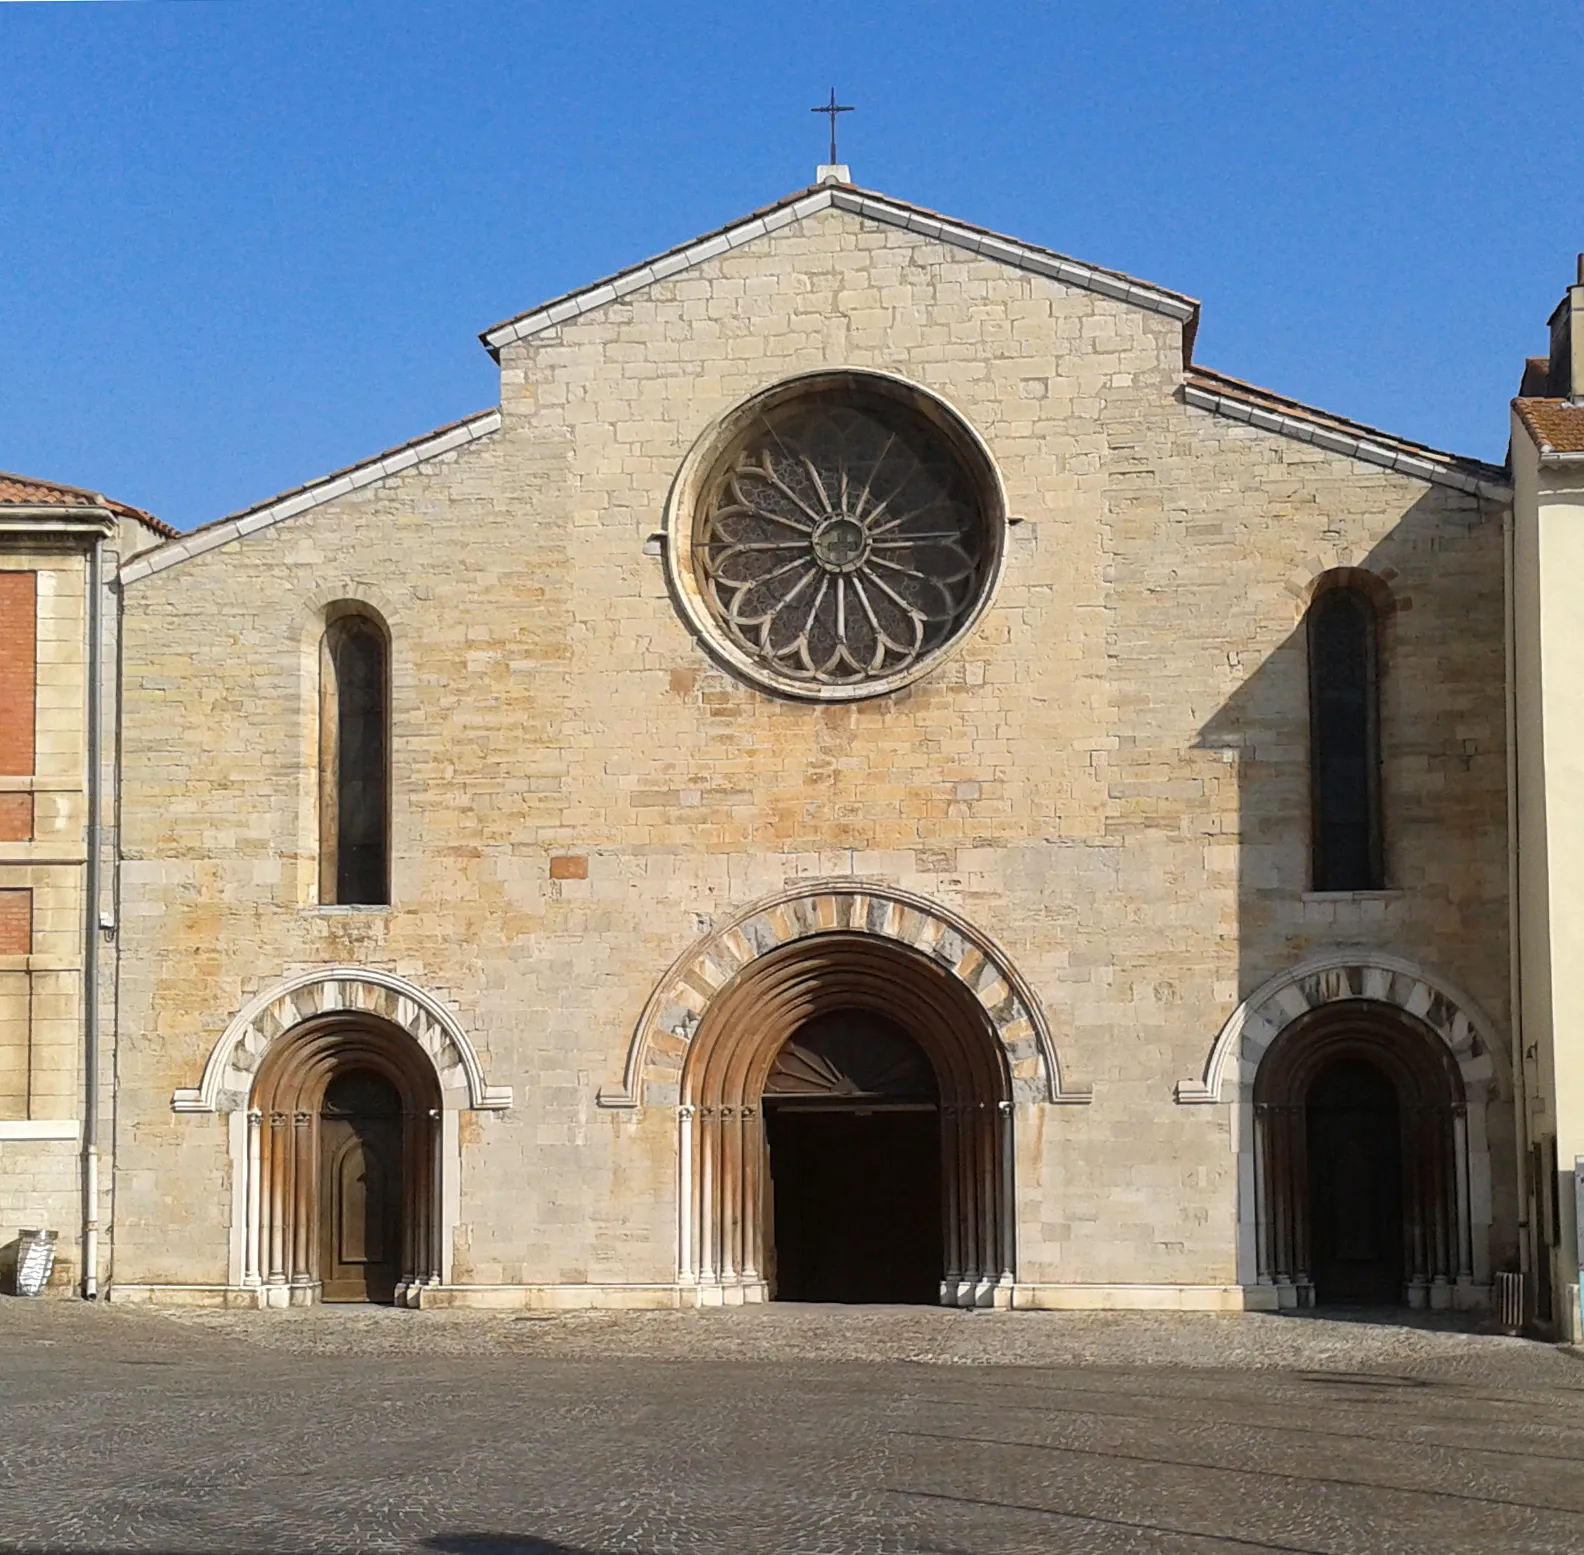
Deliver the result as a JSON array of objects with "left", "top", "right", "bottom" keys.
[{"left": 480, "top": 183, "right": 1202, "bottom": 360}]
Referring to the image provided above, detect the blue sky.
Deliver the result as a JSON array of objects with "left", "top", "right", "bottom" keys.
[{"left": 3, "top": 1, "right": 1581, "bottom": 531}]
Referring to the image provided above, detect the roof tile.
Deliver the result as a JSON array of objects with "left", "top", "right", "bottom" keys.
[
  {"left": 1514, "top": 398, "right": 1584, "bottom": 454},
  {"left": 0, "top": 471, "right": 177, "bottom": 536}
]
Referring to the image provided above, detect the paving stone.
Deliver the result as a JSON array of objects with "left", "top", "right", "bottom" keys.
[{"left": 1, "top": 1300, "right": 1579, "bottom": 1554}]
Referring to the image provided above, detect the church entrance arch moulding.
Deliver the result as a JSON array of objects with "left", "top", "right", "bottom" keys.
[
  {"left": 170, "top": 967, "right": 512, "bottom": 1305},
  {"left": 1176, "top": 952, "right": 1505, "bottom": 1309},
  {"left": 604, "top": 883, "right": 1090, "bottom": 1309}
]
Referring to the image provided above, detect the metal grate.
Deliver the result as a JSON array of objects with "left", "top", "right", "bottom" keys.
[{"left": 1494, "top": 1269, "right": 1524, "bottom": 1333}]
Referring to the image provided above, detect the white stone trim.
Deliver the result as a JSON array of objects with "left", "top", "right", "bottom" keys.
[
  {"left": 481, "top": 186, "right": 1197, "bottom": 353},
  {"left": 1180, "top": 951, "right": 1504, "bottom": 1292},
  {"left": 0, "top": 1118, "right": 81, "bottom": 1141},
  {"left": 171, "top": 965, "right": 512, "bottom": 1114},
  {"left": 1183, "top": 383, "right": 1512, "bottom": 501},
  {"left": 120, "top": 410, "right": 503, "bottom": 585},
  {"left": 603, "top": 880, "right": 1089, "bottom": 1109},
  {"left": 1178, "top": 950, "right": 1508, "bottom": 1106}
]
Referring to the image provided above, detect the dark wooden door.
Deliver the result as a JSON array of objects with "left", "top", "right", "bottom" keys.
[
  {"left": 318, "top": 1071, "right": 403, "bottom": 1304},
  {"left": 1306, "top": 1058, "right": 1403, "bottom": 1304},
  {"left": 766, "top": 1106, "right": 942, "bottom": 1304}
]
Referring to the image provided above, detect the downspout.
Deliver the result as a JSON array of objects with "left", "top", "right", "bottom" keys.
[
  {"left": 1503, "top": 502, "right": 1531, "bottom": 1299},
  {"left": 82, "top": 535, "right": 103, "bottom": 1299}
]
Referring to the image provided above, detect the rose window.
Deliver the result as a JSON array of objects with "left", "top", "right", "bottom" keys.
[{"left": 688, "top": 386, "right": 996, "bottom": 693}]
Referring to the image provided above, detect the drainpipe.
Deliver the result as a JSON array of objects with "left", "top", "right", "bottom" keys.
[
  {"left": 82, "top": 535, "right": 103, "bottom": 1299},
  {"left": 1503, "top": 502, "right": 1531, "bottom": 1304}
]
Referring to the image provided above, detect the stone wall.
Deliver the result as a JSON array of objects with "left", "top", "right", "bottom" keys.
[{"left": 112, "top": 203, "right": 1513, "bottom": 1298}]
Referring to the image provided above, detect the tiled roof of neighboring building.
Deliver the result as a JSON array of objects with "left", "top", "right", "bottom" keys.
[
  {"left": 1513, "top": 399, "right": 1584, "bottom": 454},
  {"left": 0, "top": 471, "right": 178, "bottom": 536},
  {"left": 1183, "top": 368, "right": 1511, "bottom": 498}
]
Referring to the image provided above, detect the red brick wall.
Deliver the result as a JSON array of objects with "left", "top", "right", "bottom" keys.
[
  {"left": 0, "top": 792, "right": 31, "bottom": 841},
  {"left": 0, "top": 572, "right": 37, "bottom": 776},
  {"left": 0, "top": 889, "right": 32, "bottom": 955}
]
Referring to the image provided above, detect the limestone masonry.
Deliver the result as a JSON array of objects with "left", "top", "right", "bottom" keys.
[{"left": 6, "top": 180, "right": 1577, "bottom": 1334}]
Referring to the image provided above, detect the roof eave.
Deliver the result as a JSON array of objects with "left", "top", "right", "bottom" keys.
[{"left": 1185, "top": 380, "right": 1511, "bottom": 501}]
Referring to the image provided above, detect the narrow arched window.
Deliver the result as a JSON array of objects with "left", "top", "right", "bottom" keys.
[
  {"left": 320, "top": 612, "right": 389, "bottom": 905},
  {"left": 1308, "top": 587, "right": 1382, "bottom": 891}
]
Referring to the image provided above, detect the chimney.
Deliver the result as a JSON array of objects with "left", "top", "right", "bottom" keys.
[{"left": 1546, "top": 254, "right": 1584, "bottom": 400}]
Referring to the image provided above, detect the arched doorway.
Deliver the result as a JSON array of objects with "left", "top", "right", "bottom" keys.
[
  {"left": 679, "top": 933, "right": 1014, "bottom": 1308},
  {"left": 1253, "top": 1002, "right": 1468, "bottom": 1308},
  {"left": 763, "top": 1010, "right": 943, "bottom": 1303},
  {"left": 249, "top": 1016, "right": 442, "bottom": 1305}
]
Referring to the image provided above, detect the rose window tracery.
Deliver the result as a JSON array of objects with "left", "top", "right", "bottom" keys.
[{"left": 691, "top": 390, "right": 994, "bottom": 691}]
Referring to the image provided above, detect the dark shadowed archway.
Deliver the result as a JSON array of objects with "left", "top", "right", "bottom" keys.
[
  {"left": 1253, "top": 1000, "right": 1469, "bottom": 1308},
  {"left": 679, "top": 933, "right": 1014, "bottom": 1308}
]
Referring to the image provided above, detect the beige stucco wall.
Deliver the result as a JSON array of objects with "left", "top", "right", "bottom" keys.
[
  {"left": 1512, "top": 417, "right": 1584, "bottom": 1338},
  {"left": 110, "top": 205, "right": 1515, "bottom": 1299}
]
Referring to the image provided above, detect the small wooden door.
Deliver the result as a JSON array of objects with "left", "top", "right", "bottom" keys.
[
  {"left": 1306, "top": 1058, "right": 1403, "bottom": 1305},
  {"left": 319, "top": 1070, "right": 403, "bottom": 1303}
]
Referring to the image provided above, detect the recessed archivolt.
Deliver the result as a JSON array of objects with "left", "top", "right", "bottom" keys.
[
  {"left": 171, "top": 966, "right": 513, "bottom": 1114},
  {"left": 1177, "top": 950, "right": 1506, "bottom": 1105},
  {"left": 602, "top": 882, "right": 1087, "bottom": 1108}
]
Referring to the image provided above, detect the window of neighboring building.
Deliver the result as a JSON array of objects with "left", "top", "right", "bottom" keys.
[
  {"left": 320, "top": 612, "right": 389, "bottom": 906},
  {"left": 1308, "top": 586, "right": 1383, "bottom": 891}
]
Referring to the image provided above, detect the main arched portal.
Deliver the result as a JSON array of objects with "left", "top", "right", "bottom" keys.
[
  {"left": 249, "top": 1016, "right": 442, "bottom": 1305},
  {"left": 680, "top": 933, "right": 1014, "bottom": 1308},
  {"left": 1253, "top": 1001, "right": 1470, "bottom": 1308}
]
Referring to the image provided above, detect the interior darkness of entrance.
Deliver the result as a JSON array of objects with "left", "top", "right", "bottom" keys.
[
  {"left": 1305, "top": 1057, "right": 1403, "bottom": 1305},
  {"left": 764, "top": 1010, "right": 943, "bottom": 1304}
]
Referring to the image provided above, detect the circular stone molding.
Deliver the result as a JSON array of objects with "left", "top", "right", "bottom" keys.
[{"left": 665, "top": 371, "right": 1008, "bottom": 701}]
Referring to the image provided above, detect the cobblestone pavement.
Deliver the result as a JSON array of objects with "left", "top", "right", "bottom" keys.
[{"left": 2, "top": 1300, "right": 1581, "bottom": 1555}]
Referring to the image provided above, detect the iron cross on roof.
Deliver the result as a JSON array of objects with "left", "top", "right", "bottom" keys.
[{"left": 811, "top": 88, "right": 854, "bottom": 166}]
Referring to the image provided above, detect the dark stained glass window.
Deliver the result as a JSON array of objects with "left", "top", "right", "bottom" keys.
[
  {"left": 1308, "top": 588, "right": 1382, "bottom": 891},
  {"left": 324, "top": 616, "right": 389, "bottom": 905}
]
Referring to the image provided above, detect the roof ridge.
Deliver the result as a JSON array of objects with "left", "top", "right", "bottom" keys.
[{"left": 480, "top": 183, "right": 1201, "bottom": 357}]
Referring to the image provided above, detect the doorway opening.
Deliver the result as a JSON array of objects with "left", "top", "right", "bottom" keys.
[
  {"left": 678, "top": 931, "right": 1014, "bottom": 1306},
  {"left": 1305, "top": 1058, "right": 1403, "bottom": 1304},
  {"left": 764, "top": 1010, "right": 942, "bottom": 1303},
  {"left": 248, "top": 1016, "right": 441, "bottom": 1305},
  {"left": 319, "top": 1069, "right": 404, "bottom": 1303},
  {"left": 1253, "top": 1000, "right": 1469, "bottom": 1308}
]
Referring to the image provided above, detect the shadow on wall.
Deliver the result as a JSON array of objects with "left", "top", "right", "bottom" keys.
[{"left": 1190, "top": 486, "right": 1516, "bottom": 1295}]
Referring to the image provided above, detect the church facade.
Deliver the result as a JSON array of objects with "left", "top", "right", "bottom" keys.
[{"left": 7, "top": 174, "right": 1575, "bottom": 1329}]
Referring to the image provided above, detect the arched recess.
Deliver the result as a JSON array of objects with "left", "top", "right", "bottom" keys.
[
  {"left": 1253, "top": 1002, "right": 1470, "bottom": 1308},
  {"left": 171, "top": 967, "right": 511, "bottom": 1301},
  {"left": 247, "top": 1015, "right": 441, "bottom": 1305},
  {"left": 680, "top": 933, "right": 1016, "bottom": 1308},
  {"left": 602, "top": 882, "right": 1087, "bottom": 1111},
  {"left": 1177, "top": 952, "right": 1504, "bottom": 1302}
]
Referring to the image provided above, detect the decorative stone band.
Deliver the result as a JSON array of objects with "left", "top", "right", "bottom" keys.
[
  {"left": 1176, "top": 950, "right": 1507, "bottom": 1105},
  {"left": 601, "top": 881, "right": 1089, "bottom": 1109},
  {"left": 170, "top": 966, "right": 513, "bottom": 1114}
]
